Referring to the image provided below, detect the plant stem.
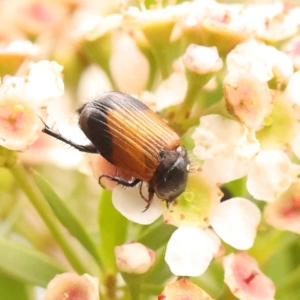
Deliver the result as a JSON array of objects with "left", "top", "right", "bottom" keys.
[{"left": 9, "top": 165, "right": 92, "bottom": 275}]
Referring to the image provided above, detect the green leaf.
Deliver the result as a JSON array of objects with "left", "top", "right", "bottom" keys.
[
  {"left": 0, "top": 237, "right": 66, "bottom": 287},
  {"left": 32, "top": 170, "right": 101, "bottom": 264},
  {"left": 0, "top": 272, "right": 34, "bottom": 300},
  {"left": 98, "top": 189, "right": 128, "bottom": 272}
]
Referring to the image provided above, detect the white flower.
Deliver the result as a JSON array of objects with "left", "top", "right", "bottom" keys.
[
  {"left": 0, "top": 60, "right": 64, "bottom": 151},
  {"left": 247, "top": 150, "right": 293, "bottom": 202},
  {"left": 165, "top": 198, "right": 261, "bottom": 276},
  {"left": 227, "top": 39, "right": 293, "bottom": 83},
  {"left": 192, "top": 115, "right": 260, "bottom": 183}
]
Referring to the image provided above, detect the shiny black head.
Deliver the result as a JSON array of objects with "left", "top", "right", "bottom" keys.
[{"left": 152, "top": 148, "right": 189, "bottom": 205}]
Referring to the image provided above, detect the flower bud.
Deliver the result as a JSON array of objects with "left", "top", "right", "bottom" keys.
[
  {"left": 182, "top": 45, "right": 223, "bottom": 75},
  {"left": 158, "top": 278, "right": 215, "bottom": 300},
  {"left": 42, "top": 272, "right": 99, "bottom": 300},
  {"left": 0, "top": 40, "right": 38, "bottom": 76},
  {"left": 115, "top": 241, "right": 156, "bottom": 274}
]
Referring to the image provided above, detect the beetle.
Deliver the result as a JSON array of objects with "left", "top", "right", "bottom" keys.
[{"left": 42, "top": 91, "right": 189, "bottom": 210}]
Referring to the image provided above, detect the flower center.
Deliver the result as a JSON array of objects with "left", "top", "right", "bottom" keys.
[{"left": 7, "top": 104, "right": 24, "bottom": 124}]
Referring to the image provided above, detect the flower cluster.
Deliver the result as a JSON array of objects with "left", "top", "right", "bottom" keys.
[{"left": 1, "top": 0, "right": 300, "bottom": 299}]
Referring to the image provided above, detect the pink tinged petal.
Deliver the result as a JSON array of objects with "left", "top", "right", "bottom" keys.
[
  {"left": 223, "top": 253, "right": 275, "bottom": 300},
  {"left": 115, "top": 241, "right": 156, "bottom": 274},
  {"left": 165, "top": 227, "right": 221, "bottom": 276},
  {"left": 110, "top": 33, "right": 149, "bottom": 94},
  {"left": 183, "top": 44, "right": 223, "bottom": 74},
  {"left": 264, "top": 180, "right": 300, "bottom": 234},
  {"left": 247, "top": 150, "right": 293, "bottom": 202},
  {"left": 42, "top": 272, "right": 99, "bottom": 300},
  {"left": 210, "top": 198, "right": 261, "bottom": 250},
  {"left": 112, "top": 185, "right": 162, "bottom": 225},
  {"left": 158, "top": 278, "right": 215, "bottom": 300},
  {"left": 285, "top": 70, "right": 300, "bottom": 105},
  {"left": 77, "top": 65, "right": 112, "bottom": 102},
  {"left": 223, "top": 69, "right": 274, "bottom": 130},
  {"left": 202, "top": 153, "right": 252, "bottom": 184}
]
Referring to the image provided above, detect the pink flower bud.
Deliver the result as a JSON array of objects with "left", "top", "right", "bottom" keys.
[
  {"left": 42, "top": 272, "right": 99, "bottom": 300},
  {"left": 115, "top": 241, "right": 156, "bottom": 274},
  {"left": 158, "top": 278, "right": 215, "bottom": 300},
  {"left": 223, "top": 253, "right": 275, "bottom": 300}
]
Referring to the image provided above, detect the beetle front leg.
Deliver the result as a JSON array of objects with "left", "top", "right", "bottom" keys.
[{"left": 98, "top": 175, "right": 140, "bottom": 188}]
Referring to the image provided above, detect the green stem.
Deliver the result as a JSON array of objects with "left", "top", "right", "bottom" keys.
[
  {"left": 146, "top": 53, "right": 157, "bottom": 91},
  {"left": 152, "top": 47, "right": 170, "bottom": 80},
  {"left": 128, "top": 285, "right": 140, "bottom": 300},
  {"left": 140, "top": 283, "right": 163, "bottom": 295},
  {"left": 172, "top": 98, "right": 231, "bottom": 134},
  {"left": 122, "top": 273, "right": 144, "bottom": 300},
  {"left": 174, "top": 72, "right": 216, "bottom": 124},
  {"left": 9, "top": 165, "right": 92, "bottom": 275}
]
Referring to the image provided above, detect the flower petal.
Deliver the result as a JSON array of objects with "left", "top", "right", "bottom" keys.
[
  {"left": 247, "top": 150, "right": 293, "bottom": 202},
  {"left": 210, "top": 198, "right": 261, "bottom": 250},
  {"left": 223, "top": 253, "right": 275, "bottom": 300},
  {"left": 165, "top": 227, "right": 220, "bottom": 276},
  {"left": 112, "top": 185, "right": 162, "bottom": 225}
]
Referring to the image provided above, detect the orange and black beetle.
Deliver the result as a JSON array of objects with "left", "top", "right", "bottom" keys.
[{"left": 43, "top": 92, "right": 189, "bottom": 209}]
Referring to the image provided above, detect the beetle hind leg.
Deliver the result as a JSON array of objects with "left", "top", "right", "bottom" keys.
[{"left": 42, "top": 122, "right": 98, "bottom": 153}]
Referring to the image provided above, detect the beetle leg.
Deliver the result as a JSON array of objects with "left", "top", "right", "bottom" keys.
[
  {"left": 98, "top": 175, "right": 140, "bottom": 187},
  {"left": 142, "top": 190, "right": 154, "bottom": 212},
  {"left": 42, "top": 123, "right": 98, "bottom": 153}
]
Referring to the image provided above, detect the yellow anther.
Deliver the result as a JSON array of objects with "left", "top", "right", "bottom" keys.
[{"left": 8, "top": 104, "right": 24, "bottom": 122}]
